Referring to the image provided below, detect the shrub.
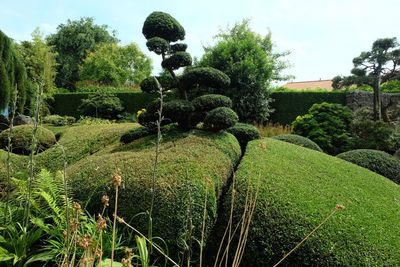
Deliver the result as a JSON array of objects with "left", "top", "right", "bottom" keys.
[
  {"left": 163, "top": 99, "right": 194, "bottom": 128},
  {"left": 292, "top": 102, "right": 353, "bottom": 154},
  {"left": 120, "top": 127, "right": 154, "bottom": 144},
  {"left": 161, "top": 51, "right": 192, "bottom": 70},
  {"left": 337, "top": 149, "right": 400, "bottom": 184},
  {"left": 207, "top": 138, "right": 400, "bottom": 266},
  {"left": 180, "top": 67, "right": 230, "bottom": 89},
  {"left": 204, "top": 107, "right": 238, "bottom": 132},
  {"left": 394, "top": 148, "right": 400, "bottom": 160},
  {"left": 42, "top": 115, "right": 76, "bottom": 126},
  {"left": 171, "top": 43, "right": 187, "bottom": 52},
  {"left": 67, "top": 129, "right": 241, "bottom": 261},
  {"left": 192, "top": 94, "right": 232, "bottom": 112},
  {"left": 142, "top": 11, "right": 185, "bottom": 42},
  {"left": 77, "top": 116, "right": 114, "bottom": 125},
  {"left": 146, "top": 37, "right": 170, "bottom": 55},
  {"left": 0, "top": 125, "right": 56, "bottom": 155},
  {"left": 78, "top": 93, "right": 124, "bottom": 119},
  {"left": 272, "top": 134, "right": 323, "bottom": 152},
  {"left": 226, "top": 123, "right": 260, "bottom": 151}
]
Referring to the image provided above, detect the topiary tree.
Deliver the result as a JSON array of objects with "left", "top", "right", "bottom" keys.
[
  {"left": 0, "top": 30, "right": 28, "bottom": 113},
  {"left": 138, "top": 12, "right": 239, "bottom": 132},
  {"left": 78, "top": 93, "right": 124, "bottom": 119}
]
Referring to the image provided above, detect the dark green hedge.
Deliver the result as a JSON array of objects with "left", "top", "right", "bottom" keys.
[
  {"left": 52, "top": 92, "right": 155, "bottom": 117},
  {"left": 269, "top": 91, "right": 346, "bottom": 125}
]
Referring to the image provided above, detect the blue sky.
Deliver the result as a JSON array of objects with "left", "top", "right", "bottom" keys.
[{"left": 1, "top": 0, "right": 399, "bottom": 82}]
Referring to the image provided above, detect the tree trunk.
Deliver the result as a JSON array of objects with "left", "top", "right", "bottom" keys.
[{"left": 373, "top": 72, "right": 382, "bottom": 121}]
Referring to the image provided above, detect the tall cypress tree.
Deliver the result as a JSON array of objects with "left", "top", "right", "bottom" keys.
[{"left": 0, "top": 30, "right": 27, "bottom": 113}]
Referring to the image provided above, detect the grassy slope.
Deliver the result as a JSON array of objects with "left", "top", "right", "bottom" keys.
[
  {"left": 0, "top": 123, "right": 137, "bottom": 176},
  {"left": 67, "top": 129, "right": 241, "bottom": 261},
  {"left": 220, "top": 138, "right": 400, "bottom": 266}
]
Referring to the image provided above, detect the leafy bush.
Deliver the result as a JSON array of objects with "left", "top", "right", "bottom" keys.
[
  {"left": 180, "top": 67, "right": 230, "bottom": 89},
  {"left": 120, "top": 127, "right": 155, "bottom": 144},
  {"left": 337, "top": 149, "right": 400, "bottom": 184},
  {"left": 142, "top": 11, "right": 185, "bottom": 42},
  {"left": 77, "top": 116, "right": 114, "bottom": 125},
  {"left": 68, "top": 129, "right": 241, "bottom": 261},
  {"left": 78, "top": 93, "right": 124, "bottom": 119},
  {"left": 208, "top": 138, "right": 400, "bottom": 265},
  {"left": 192, "top": 94, "right": 232, "bottom": 112},
  {"left": 272, "top": 134, "right": 323, "bottom": 152},
  {"left": 204, "top": 107, "right": 238, "bottom": 132},
  {"left": 226, "top": 123, "right": 260, "bottom": 151},
  {"left": 140, "top": 75, "right": 177, "bottom": 94},
  {"left": 351, "top": 107, "right": 395, "bottom": 152},
  {"left": 146, "top": 37, "right": 170, "bottom": 55},
  {"left": 161, "top": 51, "right": 192, "bottom": 70},
  {"left": 292, "top": 102, "right": 353, "bottom": 154},
  {"left": 163, "top": 99, "right": 194, "bottom": 128},
  {"left": 0, "top": 125, "right": 56, "bottom": 155},
  {"left": 42, "top": 115, "right": 76, "bottom": 126}
]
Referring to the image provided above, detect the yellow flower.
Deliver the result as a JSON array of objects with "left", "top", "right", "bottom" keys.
[{"left": 136, "top": 108, "right": 147, "bottom": 118}]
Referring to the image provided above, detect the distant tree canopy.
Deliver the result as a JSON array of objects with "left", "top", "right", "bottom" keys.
[
  {"left": 198, "top": 20, "right": 291, "bottom": 123},
  {"left": 0, "top": 30, "right": 27, "bottom": 113},
  {"left": 80, "top": 42, "right": 152, "bottom": 86},
  {"left": 47, "top": 17, "right": 118, "bottom": 89},
  {"left": 333, "top": 37, "right": 400, "bottom": 120},
  {"left": 17, "top": 28, "right": 57, "bottom": 99}
]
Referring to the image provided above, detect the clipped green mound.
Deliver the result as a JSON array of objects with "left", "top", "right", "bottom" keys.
[
  {"left": 337, "top": 149, "right": 400, "bottom": 184},
  {"left": 227, "top": 123, "right": 260, "bottom": 151},
  {"left": 67, "top": 129, "right": 241, "bottom": 260},
  {"left": 0, "top": 123, "right": 137, "bottom": 173},
  {"left": 0, "top": 125, "right": 56, "bottom": 155},
  {"left": 210, "top": 138, "right": 400, "bottom": 266},
  {"left": 272, "top": 134, "right": 323, "bottom": 152}
]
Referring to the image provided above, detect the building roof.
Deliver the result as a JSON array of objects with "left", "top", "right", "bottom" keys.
[{"left": 283, "top": 79, "right": 333, "bottom": 90}]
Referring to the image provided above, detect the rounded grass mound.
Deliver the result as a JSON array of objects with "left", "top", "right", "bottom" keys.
[
  {"left": 67, "top": 129, "right": 241, "bottom": 261},
  {"left": 272, "top": 134, "right": 323, "bottom": 152},
  {"left": 209, "top": 138, "right": 400, "bottom": 266},
  {"left": 337, "top": 149, "right": 400, "bottom": 184},
  {"left": 0, "top": 125, "right": 56, "bottom": 155}
]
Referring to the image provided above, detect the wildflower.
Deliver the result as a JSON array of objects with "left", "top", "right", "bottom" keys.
[
  {"left": 73, "top": 201, "right": 81, "bottom": 212},
  {"left": 112, "top": 169, "right": 122, "bottom": 188},
  {"left": 69, "top": 218, "right": 79, "bottom": 232},
  {"left": 96, "top": 214, "right": 107, "bottom": 231},
  {"left": 335, "top": 204, "right": 345, "bottom": 210},
  {"left": 101, "top": 195, "right": 110, "bottom": 207},
  {"left": 116, "top": 215, "right": 125, "bottom": 224},
  {"left": 77, "top": 234, "right": 93, "bottom": 249},
  {"left": 121, "top": 257, "right": 132, "bottom": 267},
  {"left": 125, "top": 247, "right": 133, "bottom": 257},
  {"left": 136, "top": 108, "right": 146, "bottom": 118}
]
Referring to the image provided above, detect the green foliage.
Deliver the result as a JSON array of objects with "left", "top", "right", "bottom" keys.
[
  {"left": 337, "top": 149, "right": 400, "bottom": 184},
  {"left": 210, "top": 138, "right": 400, "bottom": 265},
  {"left": 146, "top": 37, "right": 170, "bottom": 55},
  {"left": 180, "top": 67, "right": 230, "bottom": 90},
  {"left": 292, "top": 102, "right": 353, "bottom": 154},
  {"left": 17, "top": 28, "right": 57, "bottom": 97},
  {"left": 120, "top": 126, "right": 154, "bottom": 144},
  {"left": 192, "top": 94, "right": 232, "bottom": 112},
  {"left": 204, "top": 107, "right": 238, "bottom": 132},
  {"left": 52, "top": 92, "right": 155, "bottom": 118},
  {"left": 381, "top": 80, "right": 400, "bottom": 92},
  {"left": 47, "top": 17, "right": 118, "bottom": 89},
  {"left": 42, "top": 115, "right": 76, "bottom": 126},
  {"left": 0, "top": 30, "right": 28, "bottom": 112},
  {"left": 80, "top": 42, "right": 152, "bottom": 86},
  {"left": 271, "top": 134, "right": 323, "bottom": 152},
  {"left": 67, "top": 129, "right": 241, "bottom": 261},
  {"left": 226, "top": 122, "right": 260, "bottom": 151},
  {"left": 78, "top": 93, "right": 124, "bottom": 119},
  {"left": 0, "top": 125, "right": 56, "bottom": 155},
  {"left": 351, "top": 107, "right": 396, "bottom": 152},
  {"left": 171, "top": 43, "right": 187, "bottom": 52},
  {"left": 163, "top": 99, "right": 194, "bottom": 128},
  {"left": 140, "top": 74, "right": 176, "bottom": 94},
  {"left": 198, "top": 20, "right": 291, "bottom": 123},
  {"left": 142, "top": 11, "right": 185, "bottom": 42},
  {"left": 161, "top": 51, "right": 192, "bottom": 70},
  {"left": 269, "top": 91, "right": 346, "bottom": 125}
]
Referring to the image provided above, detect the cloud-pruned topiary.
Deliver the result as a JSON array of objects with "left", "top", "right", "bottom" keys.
[
  {"left": 192, "top": 94, "right": 232, "bottom": 112},
  {"left": 227, "top": 123, "right": 260, "bottom": 151},
  {"left": 0, "top": 125, "right": 56, "bottom": 155},
  {"left": 204, "top": 107, "right": 238, "bottom": 132},
  {"left": 142, "top": 11, "right": 185, "bottom": 42},
  {"left": 272, "top": 134, "right": 323, "bottom": 152},
  {"left": 337, "top": 149, "right": 400, "bottom": 184},
  {"left": 138, "top": 12, "right": 239, "bottom": 133},
  {"left": 78, "top": 93, "right": 124, "bottom": 119}
]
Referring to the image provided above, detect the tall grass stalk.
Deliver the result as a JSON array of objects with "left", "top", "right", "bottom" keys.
[
  {"left": 199, "top": 189, "right": 208, "bottom": 267},
  {"left": 273, "top": 204, "right": 345, "bottom": 267},
  {"left": 148, "top": 77, "right": 164, "bottom": 251},
  {"left": 4, "top": 85, "right": 18, "bottom": 224},
  {"left": 24, "top": 81, "right": 43, "bottom": 229}
]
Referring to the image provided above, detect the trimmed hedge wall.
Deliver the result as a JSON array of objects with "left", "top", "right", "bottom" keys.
[
  {"left": 53, "top": 92, "right": 156, "bottom": 117},
  {"left": 269, "top": 91, "right": 346, "bottom": 125}
]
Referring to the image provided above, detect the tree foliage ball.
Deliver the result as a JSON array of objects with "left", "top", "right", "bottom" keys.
[
  {"left": 180, "top": 67, "right": 231, "bottom": 89},
  {"left": 192, "top": 94, "right": 232, "bottom": 112},
  {"left": 204, "top": 107, "right": 238, "bottom": 132},
  {"left": 227, "top": 123, "right": 260, "bottom": 150},
  {"left": 161, "top": 52, "right": 192, "bottom": 70},
  {"left": 142, "top": 12, "right": 185, "bottom": 42}
]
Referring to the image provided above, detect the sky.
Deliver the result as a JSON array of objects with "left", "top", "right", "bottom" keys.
[{"left": 1, "top": 0, "right": 399, "bottom": 83}]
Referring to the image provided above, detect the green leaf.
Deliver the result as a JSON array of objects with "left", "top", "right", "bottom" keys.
[
  {"left": 99, "top": 259, "right": 124, "bottom": 267},
  {"left": 0, "top": 246, "right": 14, "bottom": 262}
]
